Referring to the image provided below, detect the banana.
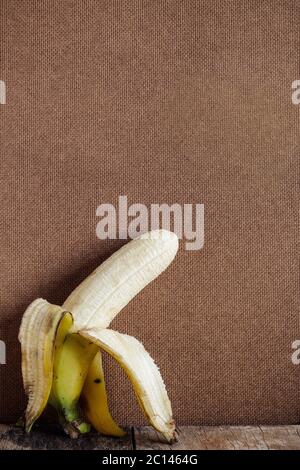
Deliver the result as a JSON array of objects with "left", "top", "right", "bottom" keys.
[
  {"left": 18, "top": 230, "right": 178, "bottom": 443},
  {"left": 64, "top": 229, "right": 178, "bottom": 331},
  {"left": 81, "top": 350, "right": 126, "bottom": 437},
  {"left": 49, "top": 333, "right": 98, "bottom": 435},
  {"left": 80, "top": 329, "right": 175, "bottom": 443},
  {"left": 50, "top": 229, "right": 178, "bottom": 436},
  {"left": 18, "top": 299, "right": 72, "bottom": 432}
]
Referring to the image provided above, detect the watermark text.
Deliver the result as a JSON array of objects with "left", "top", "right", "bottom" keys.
[
  {"left": 0, "top": 80, "right": 6, "bottom": 104},
  {"left": 96, "top": 196, "right": 204, "bottom": 251},
  {"left": 292, "top": 80, "right": 300, "bottom": 105},
  {"left": 0, "top": 340, "right": 6, "bottom": 364},
  {"left": 291, "top": 340, "right": 300, "bottom": 365}
]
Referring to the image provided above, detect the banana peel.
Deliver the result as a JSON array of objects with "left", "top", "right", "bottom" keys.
[
  {"left": 81, "top": 350, "right": 126, "bottom": 437},
  {"left": 80, "top": 329, "right": 175, "bottom": 443},
  {"left": 18, "top": 299, "right": 72, "bottom": 433},
  {"left": 18, "top": 230, "right": 178, "bottom": 442}
]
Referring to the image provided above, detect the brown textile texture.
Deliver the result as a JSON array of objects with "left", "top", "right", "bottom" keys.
[{"left": 0, "top": 0, "right": 299, "bottom": 425}]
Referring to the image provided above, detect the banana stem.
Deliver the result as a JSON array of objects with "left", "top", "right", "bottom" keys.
[{"left": 57, "top": 413, "right": 88, "bottom": 439}]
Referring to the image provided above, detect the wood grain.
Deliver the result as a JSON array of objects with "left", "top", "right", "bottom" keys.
[
  {"left": 1, "top": 425, "right": 300, "bottom": 450},
  {"left": 134, "top": 426, "right": 300, "bottom": 450}
]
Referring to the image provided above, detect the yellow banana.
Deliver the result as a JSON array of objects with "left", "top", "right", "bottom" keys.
[
  {"left": 18, "top": 299, "right": 72, "bottom": 432},
  {"left": 80, "top": 329, "right": 175, "bottom": 443},
  {"left": 81, "top": 351, "right": 126, "bottom": 437},
  {"left": 19, "top": 230, "right": 178, "bottom": 442},
  {"left": 49, "top": 333, "right": 98, "bottom": 435}
]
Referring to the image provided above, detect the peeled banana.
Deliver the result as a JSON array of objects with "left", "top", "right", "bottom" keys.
[{"left": 18, "top": 230, "right": 178, "bottom": 442}]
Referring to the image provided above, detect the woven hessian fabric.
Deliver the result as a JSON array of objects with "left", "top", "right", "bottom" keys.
[{"left": 0, "top": 0, "right": 299, "bottom": 424}]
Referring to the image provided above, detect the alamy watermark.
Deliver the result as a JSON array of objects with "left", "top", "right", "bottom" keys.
[
  {"left": 0, "top": 80, "right": 6, "bottom": 104},
  {"left": 96, "top": 195, "right": 204, "bottom": 251},
  {"left": 291, "top": 80, "right": 300, "bottom": 105},
  {"left": 0, "top": 340, "right": 6, "bottom": 364},
  {"left": 291, "top": 340, "right": 300, "bottom": 365}
]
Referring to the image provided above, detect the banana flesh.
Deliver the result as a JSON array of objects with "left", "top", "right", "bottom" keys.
[
  {"left": 63, "top": 230, "right": 178, "bottom": 331},
  {"left": 18, "top": 230, "right": 178, "bottom": 442}
]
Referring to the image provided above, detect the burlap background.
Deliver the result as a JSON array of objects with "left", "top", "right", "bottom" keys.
[{"left": 0, "top": 0, "right": 299, "bottom": 425}]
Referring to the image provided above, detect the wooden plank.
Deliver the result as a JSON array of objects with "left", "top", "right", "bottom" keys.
[
  {"left": 1, "top": 424, "right": 300, "bottom": 450},
  {"left": 259, "top": 426, "right": 300, "bottom": 450},
  {"left": 134, "top": 426, "right": 300, "bottom": 450},
  {"left": 0, "top": 424, "right": 133, "bottom": 450}
]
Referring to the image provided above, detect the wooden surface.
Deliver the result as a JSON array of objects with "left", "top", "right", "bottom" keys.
[
  {"left": 135, "top": 426, "right": 300, "bottom": 450},
  {"left": 1, "top": 425, "right": 300, "bottom": 450},
  {"left": 0, "top": 424, "right": 133, "bottom": 450}
]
